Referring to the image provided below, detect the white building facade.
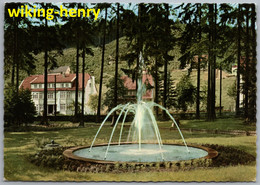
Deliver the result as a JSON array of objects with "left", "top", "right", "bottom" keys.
[{"left": 19, "top": 67, "right": 97, "bottom": 115}]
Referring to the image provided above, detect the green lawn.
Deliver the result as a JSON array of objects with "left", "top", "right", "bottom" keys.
[
  {"left": 158, "top": 117, "right": 256, "bottom": 131},
  {"left": 4, "top": 119, "right": 256, "bottom": 182}
]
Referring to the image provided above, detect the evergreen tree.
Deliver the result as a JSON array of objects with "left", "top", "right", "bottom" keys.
[
  {"left": 4, "top": 3, "right": 36, "bottom": 91},
  {"left": 248, "top": 3, "right": 256, "bottom": 123},
  {"left": 159, "top": 71, "right": 177, "bottom": 110},
  {"left": 104, "top": 77, "right": 127, "bottom": 111},
  {"left": 96, "top": 3, "right": 111, "bottom": 123},
  {"left": 33, "top": 3, "right": 64, "bottom": 125},
  {"left": 111, "top": 3, "right": 122, "bottom": 126},
  {"left": 176, "top": 3, "right": 207, "bottom": 118},
  {"left": 236, "top": 4, "right": 242, "bottom": 116},
  {"left": 175, "top": 75, "right": 196, "bottom": 112},
  {"left": 4, "top": 88, "right": 36, "bottom": 126},
  {"left": 121, "top": 3, "right": 149, "bottom": 88}
]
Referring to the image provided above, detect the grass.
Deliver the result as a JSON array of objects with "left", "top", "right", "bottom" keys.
[
  {"left": 4, "top": 165, "right": 256, "bottom": 182},
  {"left": 158, "top": 117, "right": 256, "bottom": 131},
  {"left": 4, "top": 118, "right": 256, "bottom": 182},
  {"left": 170, "top": 69, "right": 236, "bottom": 111}
]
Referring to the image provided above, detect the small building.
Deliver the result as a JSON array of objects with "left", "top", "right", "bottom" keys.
[
  {"left": 48, "top": 66, "right": 71, "bottom": 75},
  {"left": 19, "top": 66, "right": 97, "bottom": 115},
  {"left": 121, "top": 73, "right": 154, "bottom": 102}
]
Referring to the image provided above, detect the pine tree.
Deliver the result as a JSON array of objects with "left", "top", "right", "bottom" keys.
[
  {"left": 33, "top": 3, "right": 64, "bottom": 125},
  {"left": 4, "top": 3, "right": 36, "bottom": 91},
  {"left": 96, "top": 4, "right": 110, "bottom": 123}
]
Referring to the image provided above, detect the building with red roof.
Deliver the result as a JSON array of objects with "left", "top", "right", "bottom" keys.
[
  {"left": 121, "top": 73, "right": 154, "bottom": 102},
  {"left": 19, "top": 66, "right": 97, "bottom": 115}
]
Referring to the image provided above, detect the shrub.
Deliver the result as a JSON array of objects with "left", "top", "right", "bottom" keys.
[{"left": 4, "top": 88, "right": 36, "bottom": 126}]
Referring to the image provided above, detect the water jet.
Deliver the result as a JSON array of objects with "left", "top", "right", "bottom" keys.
[{"left": 63, "top": 53, "right": 218, "bottom": 165}]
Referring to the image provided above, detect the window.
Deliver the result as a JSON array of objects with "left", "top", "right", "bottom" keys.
[
  {"left": 66, "top": 91, "right": 71, "bottom": 98},
  {"left": 89, "top": 82, "right": 91, "bottom": 87},
  {"left": 48, "top": 83, "right": 54, "bottom": 88},
  {"left": 32, "top": 92, "right": 38, "bottom": 99},
  {"left": 47, "top": 92, "right": 54, "bottom": 99},
  {"left": 39, "top": 93, "right": 43, "bottom": 99},
  {"left": 60, "top": 91, "right": 66, "bottom": 99},
  {"left": 60, "top": 104, "right": 66, "bottom": 111},
  {"left": 65, "top": 83, "right": 69, "bottom": 87}
]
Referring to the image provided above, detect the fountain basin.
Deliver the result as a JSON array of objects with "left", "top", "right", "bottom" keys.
[{"left": 63, "top": 143, "right": 218, "bottom": 164}]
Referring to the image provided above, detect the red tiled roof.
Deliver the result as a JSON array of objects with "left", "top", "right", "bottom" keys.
[
  {"left": 31, "top": 74, "right": 76, "bottom": 83},
  {"left": 19, "top": 75, "right": 39, "bottom": 90},
  {"left": 121, "top": 74, "right": 154, "bottom": 90},
  {"left": 142, "top": 89, "right": 153, "bottom": 99},
  {"left": 121, "top": 74, "right": 154, "bottom": 99},
  {"left": 20, "top": 73, "right": 91, "bottom": 91}
]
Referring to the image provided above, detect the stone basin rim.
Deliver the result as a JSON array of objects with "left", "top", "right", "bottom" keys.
[{"left": 63, "top": 142, "right": 218, "bottom": 164}]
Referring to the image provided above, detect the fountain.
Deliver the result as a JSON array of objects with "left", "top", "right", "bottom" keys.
[{"left": 63, "top": 53, "right": 218, "bottom": 165}]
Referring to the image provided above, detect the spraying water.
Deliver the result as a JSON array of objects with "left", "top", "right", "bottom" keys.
[{"left": 89, "top": 52, "right": 189, "bottom": 160}]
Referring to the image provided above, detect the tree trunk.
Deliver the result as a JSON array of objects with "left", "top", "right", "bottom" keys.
[
  {"left": 163, "top": 4, "right": 169, "bottom": 119},
  {"left": 97, "top": 7, "right": 107, "bottom": 123},
  {"left": 196, "top": 3, "right": 201, "bottom": 119},
  {"left": 11, "top": 59, "right": 15, "bottom": 86},
  {"left": 15, "top": 25, "right": 19, "bottom": 93},
  {"left": 244, "top": 5, "right": 250, "bottom": 119},
  {"left": 211, "top": 3, "right": 217, "bottom": 120},
  {"left": 248, "top": 4, "right": 256, "bottom": 122},
  {"left": 54, "top": 75, "right": 57, "bottom": 117},
  {"left": 112, "top": 3, "right": 120, "bottom": 126},
  {"left": 14, "top": 19, "right": 19, "bottom": 93},
  {"left": 42, "top": 6, "right": 49, "bottom": 125},
  {"left": 236, "top": 4, "right": 241, "bottom": 116},
  {"left": 136, "top": 4, "right": 143, "bottom": 92},
  {"left": 219, "top": 67, "right": 222, "bottom": 116},
  {"left": 196, "top": 56, "right": 201, "bottom": 119},
  {"left": 79, "top": 48, "right": 85, "bottom": 127},
  {"left": 12, "top": 18, "right": 17, "bottom": 87},
  {"left": 163, "top": 58, "right": 168, "bottom": 118},
  {"left": 155, "top": 58, "right": 159, "bottom": 117},
  {"left": 207, "top": 4, "right": 212, "bottom": 121},
  {"left": 207, "top": 4, "right": 216, "bottom": 121},
  {"left": 74, "top": 38, "right": 79, "bottom": 122}
]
